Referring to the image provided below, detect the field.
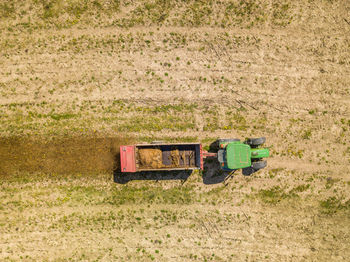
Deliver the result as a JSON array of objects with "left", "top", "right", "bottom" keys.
[{"left": 1, "top": 0, "right": 350, "bottom": 261}]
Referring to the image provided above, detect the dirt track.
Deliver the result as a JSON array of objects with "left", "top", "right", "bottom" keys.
[{"left": 0, "top": 136, "right": 131, "bottom": 175}]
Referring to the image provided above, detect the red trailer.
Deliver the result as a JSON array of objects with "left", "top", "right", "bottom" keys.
[{"left": 120, "top": 143, "right": 204, "bottom": 172}]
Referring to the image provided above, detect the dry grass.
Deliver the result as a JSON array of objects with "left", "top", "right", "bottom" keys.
[
  {"left": 1, "top": 0, "right": 350, "bottom": 261},
  {"left": 1, "top": 170, "right": 349, "bottom": 261}
]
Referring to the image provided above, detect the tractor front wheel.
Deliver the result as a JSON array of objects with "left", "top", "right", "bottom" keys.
[
  {"left": 251, "top": 160, "right": 267, "bottom": 170},
  {"left": 245, "top": 137, "right": 266, "bottom": 147}
]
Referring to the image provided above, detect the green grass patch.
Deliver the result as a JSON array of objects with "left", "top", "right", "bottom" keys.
[
  {"left": 119, "top": 115, "right": 195, "bottom": 132},
  {"left": 137, "top": 136, "right": 199, "bottom": 143},
  {"left": 256, "top": 186, "right": 297, "bottom": 204},
  {"left": 319, "top": 197, "right": 350, "bottom": 215},
  {"left": 50, "top": 113, "right": 77, "bottom": 121},
  {"left": 0, "top": 2, "right": 15, "bottom": 18},
  {"left": 0, "top": 0, "right": 297, "bottom": 30}
]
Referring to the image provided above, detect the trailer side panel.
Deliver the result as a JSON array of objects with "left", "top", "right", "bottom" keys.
[{"left": 120, "top": 145, "right": 136, "bottom": 172}]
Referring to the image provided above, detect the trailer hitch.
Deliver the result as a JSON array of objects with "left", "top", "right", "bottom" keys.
[{"left": 202, "top": 151, "right": 217, "bottom": 158}]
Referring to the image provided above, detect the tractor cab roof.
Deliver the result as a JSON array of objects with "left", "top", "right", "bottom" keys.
[{"left": 226, "top": 143, "right": 251, "bottom": 169}]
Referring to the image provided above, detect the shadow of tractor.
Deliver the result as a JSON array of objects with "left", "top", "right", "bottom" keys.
[{"left": 113, "top": 169, "right": 192, "bottom": 184}]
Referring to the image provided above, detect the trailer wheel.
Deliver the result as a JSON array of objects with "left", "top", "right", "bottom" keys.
[
  {"left": 251, "top": 160, "right": 267, "bottom": 170},
  {"left": 245, "top": 137, "right": 266, "bottom": 147},
  {"left": 113, "top": 172, "right": 129, "bottom": 184}
]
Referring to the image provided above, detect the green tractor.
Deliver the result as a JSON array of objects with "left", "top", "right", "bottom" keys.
[{"left": 213, "top": 137, "right": 269, "bottom": 174}]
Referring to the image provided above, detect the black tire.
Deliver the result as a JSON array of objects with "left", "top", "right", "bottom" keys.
[
  {"left": 242, "top": 167, "right": 255, "bottom": 176},
  {"left": 251, "top": 160, "right": 267, "bottom": 170},
  {"left": 113, "top": 171, "right": 129, "bottom": 184},
  {"left": 245, "top": 137, "right": 266, "bottom": 146}
]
